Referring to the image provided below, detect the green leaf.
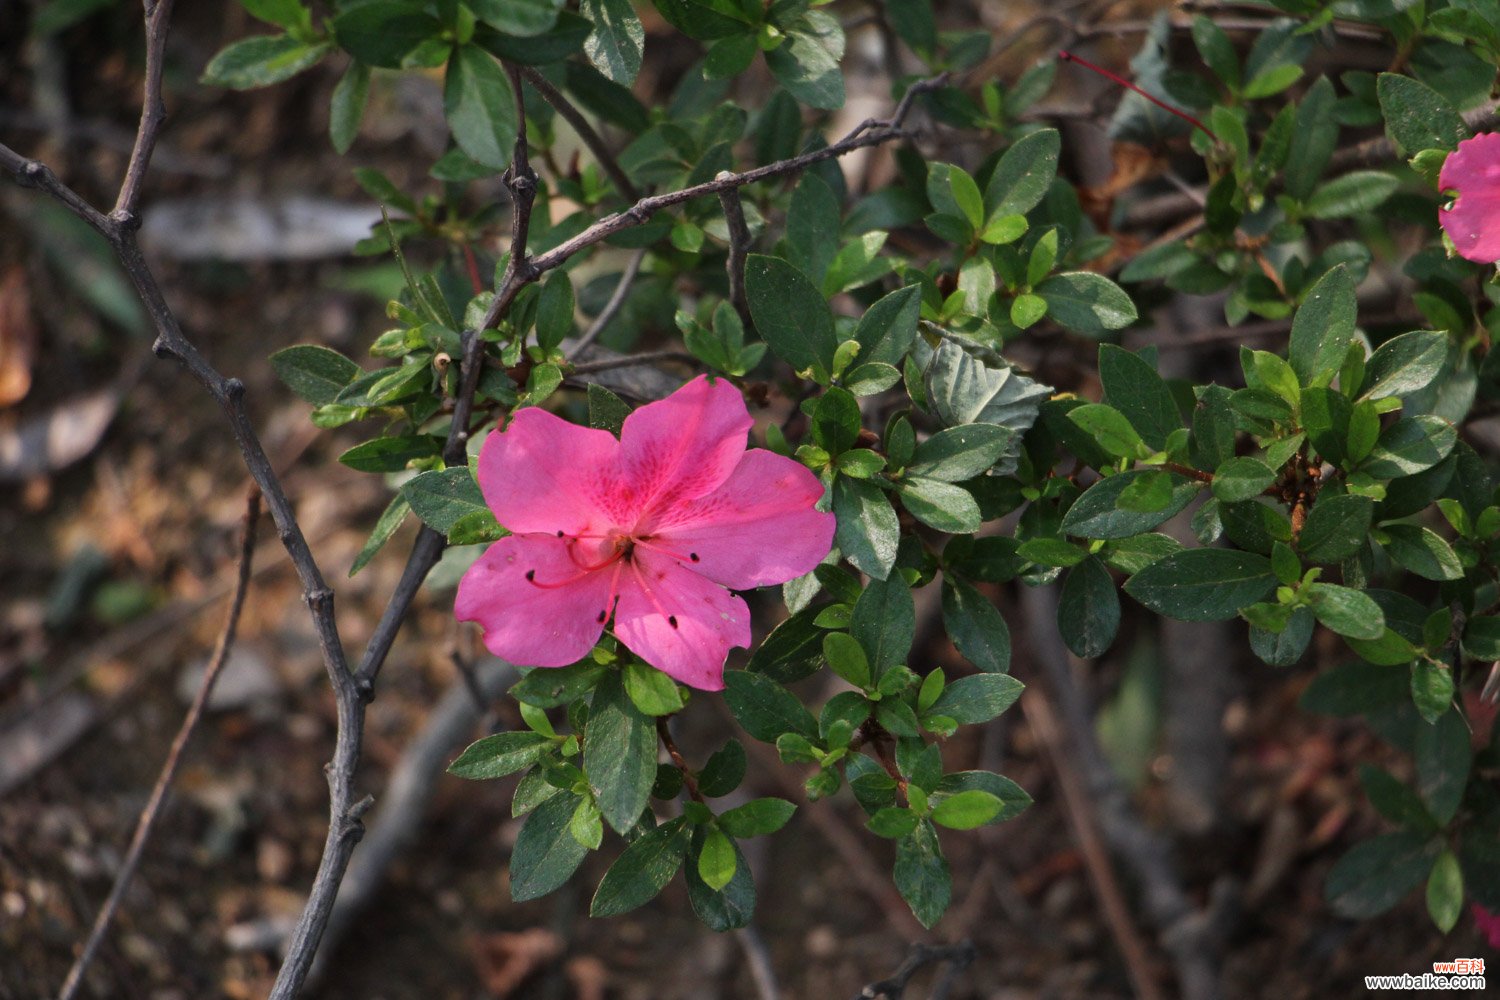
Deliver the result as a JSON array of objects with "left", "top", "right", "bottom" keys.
[
  {"left": 590, "top": 818, "right": 689, "bottom": 916},
  {"left": 201, "top": 34, "right": 329, "bottom": 89},
  {"left": 1415, "top": 708, "right": 1471, "bottom": 824},
  {"left": 1360, "top": 331, "right": 1449, "bottom": 401},
  {"left": 581, "top": 0, "right": 644, "bottom": 85},
  {"left": 270, "top": 345, "right": 361, "bottom": 405},
  {"left": 1288, "top": 265, "right": 1356, "bottom": 388},
  {"left": 1462, "top": 616, "right": 1500, "bottom": 660},
  {"left": 852, "top": 574, "right": 916, "bottom": 676},
  {"left": 745, "top": 254, "right": 837, "bottom": 380},
  {"left": 897, "top": 477, "right": 981, "bottom": 533},
  {"left": 469, "top": 0, "right": 564, "bottom": 35},
  {"left": 723, "top": 671, "right": 817, "bottom": 744},
  {"left": 333, "top": 2, "right": 441, "bottom": 68},
  {"left": 940, "top": 578, "right": 1012, "bottom": 673},
  {"left": 535, "top": 271, "right": 575, "bottom": 354},
  {"left": 1123, "top": 549, "right": 1275, "bottom": 622},
  {"left": 1212, "top": 457, "right": 1277, "bottom": 503},
  {"left": 764, "top": 12, "right": 845, "bottom": 110},
  {"left": 1098, "top": 344, "right": 1179, "bottom": 450},
  {"left": 329, "top": 61, "right": 370, "bottom": 154},
  {"left": 511, "top": 662, "right": 605, "bottom": 708},
  {"left": 1285, "top": 76, "right": 1336, "bottom": 200},
  {"left": 1427, "top": 849, "right": 1464, "bottom": 934},
  {"left": 1304, "top": 171, "right": 1399, "bottom": 220},
  {"left": 851, "top": 286, "right": 921, "bottom": 368},
  {"left": 510, "top": 791, "right": 590, "bottom": 901},
  {"left": 1067, "top": 403, "right": 1144, "bottom": 460},
  {"left": 813, "top": 387, "right": 861, "bottom": 456},
  {"left": 894, "top": 820, "right": 950, "bottom": 929},
  {"left": 1359, "top": 765, "right": 1435, "bottom": 830},
  {"left": 1058, "top": 556, "right": 1119, "bottom": 658},
  {"left": 587, "top": 383, "right": 631, "bottom": 436},
  {"left": 686, "top": 826, "right": 756, "bottom": 930},
  {"left": 929, "top": 673, "right": 1024, "bottom": 725},
  {"left": 1036, "top": 271, "right": 1137, "bottom": 337},
  {"left": 697, "top": 827, "right": 737, "bottom": 891},
  {"left": 1381, "top": 524, "right": 1463, "bottom": 581},
  {"left": 444, "top": 44, "right": 519, "bottom": 170},
  {"left": 746, "top": 608, "right": 825, "bottom": 683},
  {"left": 868, "top": 807, "right": 922, "bottom": 839},
  {"left": 834, "top": 476, "right": 900, "bottom": 580},
  {"left": 1062, "top": 471, "right": 1200, "bottom": 539},
  {"left": 350, "top": 494, "right": 410, "bottom": 576},
  {"left": 1297, "top": 494, "right": 1373, "bottom": 563},
  {"left": 1411, "top": 660, "right": 1455, "bottom": 724},
  {"left": 401, "top": 467, "right": 487, "bottom": 535},
  {"left": 930, "top": 790, "right": 1003, "bottom": 830},
  {"left": 1326, "top": 831, "right": 1439, "bottom": 918},
  {"left": 919, "top": 339, "right": 1052, "bottom": 476},
  {"left": 908, "top": 425, "right": 1014, "bottom": 482},
  {"left": 448, "top": 731, "right": 552, "bottom": 779},
  {"left": 338, "top": 435, "right": 441, "bottom": 473},
  {"left": 584, "top": 671, "right": 658, "bottom": 833},
  {"left": 823, "top": 632, "right": 872, "bottom": 689},
  {"left": 718, "top": 798, "right": 796, "bottom": 837},
  {"left": 1306, "top": 583, "right": 1384, "bottom": 640},
  {"left": 1377, "top": 73, "right": 1468, "bottom": 155},
  {"left": 623, "top": 660, "right": 685, "bottom": 716},
  {"left": 983, "top": 128, "right": 1061, "bottom": 221},
  {"left": 933, "top": 771, "right": 1031, "bottom": 824},
  {"left": 1360, "top": 416, "right": 1457, "bottom": 478}
]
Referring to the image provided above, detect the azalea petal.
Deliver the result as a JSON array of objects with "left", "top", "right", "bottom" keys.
[
  {"left": 613, "top": 551, "right": 750, "bottom": 691},
  {"left": 618, "top": 375, "right": 753, "bottom": 519},
  {"left": 455, "top": 534, "right": 614, "bottom": 667},
  {"left": 1438, "top": 132, "right": 1500, "bottom": 264},
  {"left": 644, "top": 449, "right": 835, "bottom": 589},
  {"left": 475, "top": 408, "right": 623, "bottom": 535}
]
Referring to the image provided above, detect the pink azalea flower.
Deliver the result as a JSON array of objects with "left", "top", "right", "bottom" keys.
[
  {"left": 1439, "top": 132, "right": 1500, "bottom": 264},
  {"left": 455, "top": 375, "right": 835, "bottom": 691},
  {"left": 1474, "top": 904, "right": 1500, "bottom": 950}
]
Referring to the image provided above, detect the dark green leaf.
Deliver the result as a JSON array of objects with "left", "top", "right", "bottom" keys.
[
  {"left": 718, "top": 798, "right": 796, "bottom": 837},
  {"left": 1415, "top": 708, "right": 1471, "bottom": 824},
  {"left": 1381, "top": 524, "right": 1463, "bottom": 581},
  {"left": 765, "top": 14, "right": 846, "bottom": 110},
  {"left": 1036, "top": 271, "right": 1137, "bottom": 337},
  {"left": 590, "top": 818, "right": 689, "bottom": 916},
  {"left": 329, "top": 61, "right": 370, "bottom": 154},
  {"left": 983, "top": 128, "right": 1061, "bottom": 220},
  {"left": 1124, "top": 549, "right": 1275, "bottom": 621},
  {"left": 623, "top": 660, "right": 685, "bottom": 716},
  {"left": 1304, "top": 171, "right": 1399, "bottom": 219},
  {"left": 1212, "top": 457, "right": 1277, "bottom": 503},
  {"left": 581, "top": 0, "right": 644, "bottom": 85},
  {"left": 511, "top": 662, "right": 606, "bottom": 708},
  {"left": 746, "top": 608, "right": 826, "bottom": 683},
  {"left": 270, "top": 345, "right": 361, "bottom": 405},
  {"left": 587, "top": 383, "right": 631, "bottom": 436},
  {"left": 894, "top": 820, "right": 950, "bottom": 929},
  {"left": 448, "top": 731, "right": 552, "bottom": 779},
  {"left": 333, "top": 2, "right": 442, "bottom": 68},
  {"left": 1057, "top": 556, "right": 1119, "bottom": 658},
  {"left": 698, "top": 739, "right": 747, "bottom": 798},
  {"left": 929, "top": 673, "right": 1024, "bottom": 724},
  {"left": 469, "top": 0, "right": 563, "bottom": 35},
  {"left": 585, "top": 671, "right": 658, "bottom": 833},
  {"left": 940, "top": 578, "right": 1011, "bottom": 673},
  {"left": 338, "top": 435, "right": 440, "bottom": 473},
  {"left": 1360, "top": 416, "right": 1457, "bottom": 478},
  {"left": 444, "top": 44, "right": 519, "bottom": 170},
  {"left": 349, "top": 493, "right": 410, "bottom": 576},
  {"left": 933, "top": 770, "right": 1031, "bottom": 823},
  {"left": 1298, "top": 493, "right": 1373, "bottom": 563},
  {"left": 1099, "top": 344, "right": 1179, "bottom": 449},
  {"left": 852, "top": 286, "right": 921, "bottom": 368},
  {"left": 813, "top": 387, "right": 861, "bottom": 456},
  {"left": 745, "top": 254, "right": 837, "bottom": 380},
  {"left": 723, "top": 671, "right": 818, "bottom": 744},
  {"left": 1061, "top": 471, "right": 1200, "bottom": 539},
  {"left": 897, "top": 477, "right": 981, "bottom": 533},
  {"left": 834, "top": 476, "right": 899, "bottom": 580},
  {"left": 908, "top": 424, "right": 1013, "bottom": 482},
  {"left": 1325, "top": 831, "right": 1439, "bottom": 918},
  {"left": 1377, "top": 73, "right": 1468, "bottom": 155},
  {"left": 852, "top": 574, "right": 916, "bottom": 675},
  {"left": 510, "top": 791, "right": 590, "bottom": 901},
  {"left": 685, "top": 826, "right": 756, "bottom": 930},
  {"left": 401, "top": 467, "right": 487, "bottom": 534},
  {"left": 201, "top": 34, "right": 329, "bottom": 89},
  {"left": 1360, "top": 331, "right": 1449, "bottom": 401},
  {"left": 1288, "top": 265, "right": 1356, "bottom": 388}
]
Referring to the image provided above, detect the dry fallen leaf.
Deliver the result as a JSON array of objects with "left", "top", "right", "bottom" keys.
[
  {"left": 0, "top": 388, "right": 118, "bottom": 482},
  {"left": 0, "top": 265, "right": 37, "bottom": 407},
  {"left": 470, "top": 928, "right": 565, "bottom": 997}
]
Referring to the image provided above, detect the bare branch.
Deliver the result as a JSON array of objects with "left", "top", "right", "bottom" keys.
[
  {"left": 57, "top": 488, "right": 261, "bottom": 1000},
  {"left": 851, "top": 941, "right": 976, "bottom": 1000},
  {"left": 716, "top": 179, "right": 753, "bottom": 324},
  {"left": 518, "top": 64, "right": 640, "bottom": 201},
  {"left": 568, "top": 348, "right": 697, "bottom": 375},
  {"left": 113, "top": 0, "right": 175, "bottom": 218}
]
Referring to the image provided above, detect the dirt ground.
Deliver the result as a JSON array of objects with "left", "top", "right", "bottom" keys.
[{"left": 2, "top": 2, "right": 1494, "bottom": 998}]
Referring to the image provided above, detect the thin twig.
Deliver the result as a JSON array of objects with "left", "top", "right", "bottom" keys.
[
  {"left": 568, "top": 348, "right": 697, "bottom": 375},
  {"left": 113, "top": 0, "right": 174, "bottom": 218},
  {"left": 851, "top": 941, "right": 976, "bottom": 1000},
  {"left": 56, "top": 488, "right": 260, "bottom": 1000},
  {"left": 735, "top": 925, "right": 781, "bottom": 1000},
  {"left": 657, "top": 717, "right": 704, "bottom": 802},
  {"left": 716, "top": 179, "right": 753, "bottom": 325},
  {"left": 518, "top": 65, "right": 640, "bottom": 201},
  {"left": 570, "top": 246, "right": 647, "bottom": 358}
]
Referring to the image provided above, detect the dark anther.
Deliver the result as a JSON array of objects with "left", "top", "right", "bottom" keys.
[
  {"left": 597, "top": 610, "right": 607, "bottom": 623},
  {"left": 690, "top": 552, "right": 700, "bottom": 562},
  {"left": 525, "top": 569, "right": 536, "bottom": 581},
  {"left": 668, "top": 615, "right": 679, "bottom": 629},
  {"left": 556, "top": 530, "right": 564, "bottom": 537}
]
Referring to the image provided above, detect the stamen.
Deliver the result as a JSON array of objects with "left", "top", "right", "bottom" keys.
[
  {"left": 668, "top": 615, "right": 679, "bottom": 629},
  {"left": 629, "top": 559, "right": 678, "bottom": 629},
  {"left": 632, "top": 537, "right": 699, "bottom": 564},
  {"left": 690, "top": 552, "right": 700, "bottom": 562},
  {"left": 1058, "top": 50, "right": 1219, "bottom": 142}
]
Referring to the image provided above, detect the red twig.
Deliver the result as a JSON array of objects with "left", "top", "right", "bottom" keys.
[{"left": 1058, "top": 50, "right": 1219, "bottom": 142}]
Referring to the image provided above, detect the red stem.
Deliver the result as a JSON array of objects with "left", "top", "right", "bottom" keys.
[{"left": 1058, "top": 50, "right": 1219, "bottom": 143}]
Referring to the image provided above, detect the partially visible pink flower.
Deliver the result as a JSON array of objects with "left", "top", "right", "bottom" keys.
[
  {"left": 455, "top": 375, "right": 834, "bottom": 691},
  {"left": 1474, "top": 904, "right": 1500, "bottom": 950},
  {"left": 1439, "top": 132, "right": 1500, "bottom": 264}
]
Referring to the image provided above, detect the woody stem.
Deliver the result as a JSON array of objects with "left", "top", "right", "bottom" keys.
[{"left": 657, "top": 717, "right": 704, "bottom": 803}]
